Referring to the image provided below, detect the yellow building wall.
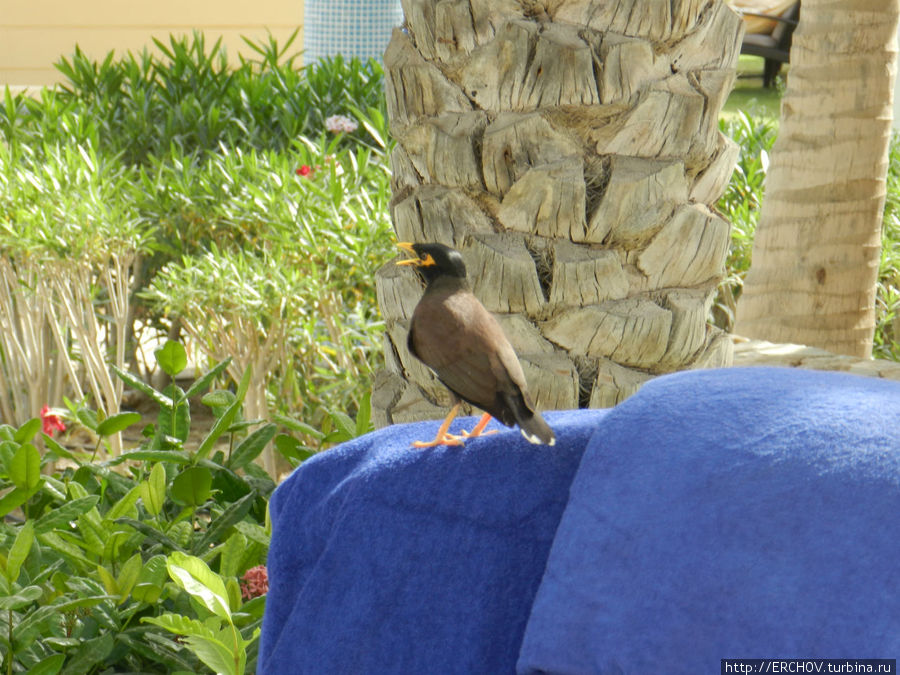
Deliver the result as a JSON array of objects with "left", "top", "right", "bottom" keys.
[{"left": 0, "top": 0, "right": 304, "bottom": 90}]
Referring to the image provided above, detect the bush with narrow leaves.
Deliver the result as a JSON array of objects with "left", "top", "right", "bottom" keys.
[{"left": 0, "top": 340, "right": 368, "bottom": 674}]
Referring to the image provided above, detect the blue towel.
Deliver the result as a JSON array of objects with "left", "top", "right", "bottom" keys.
[
  {"left": 258, "top": 409, "right": 609, "bottom": 675},
  {"left": 518, "top": 367, "right": 900, "bottom": 674}
]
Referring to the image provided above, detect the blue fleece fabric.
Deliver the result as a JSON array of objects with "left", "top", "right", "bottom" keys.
[
  {"left": 518, "top": 367, "right": 900, "bottom": 673},
  {"left": 260, "top": 367, "right": 900, "bottom": 675},
  {"left": 258, "top": 408, "right": 608, "bottom": 675}
]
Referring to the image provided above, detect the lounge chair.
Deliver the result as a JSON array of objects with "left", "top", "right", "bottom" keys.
[{"left": 738, "top": 1, "right": 800, "bottom": 87}]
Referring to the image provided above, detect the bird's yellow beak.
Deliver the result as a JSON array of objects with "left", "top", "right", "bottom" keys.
[{"left": 396, "top": 242, "right": 421, "bottom": 266}]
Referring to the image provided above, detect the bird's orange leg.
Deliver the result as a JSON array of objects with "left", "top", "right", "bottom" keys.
[
  {"left": 457, "top": 412, "right": 498, "bottom": 440},
  {"left": 411, "top": 403, "right": 465, "bottom": 448}
]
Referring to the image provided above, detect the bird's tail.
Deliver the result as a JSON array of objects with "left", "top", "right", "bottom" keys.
[
  {"left": 518, "top": 411, "right": 556, "bottom": 446},
  {"left": 498, "top": 391, "right": 556, "bottom": 445}
]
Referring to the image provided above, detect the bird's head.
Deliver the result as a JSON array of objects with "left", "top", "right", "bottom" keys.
[{"left": 396, "top": 242, "right": 468, "bottom": 284}]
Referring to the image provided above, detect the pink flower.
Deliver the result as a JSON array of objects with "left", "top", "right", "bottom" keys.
[
  {"left": 240, "top": 565, "right": 268, "bottom": 600},
  {"left": 41, "top": 405, "right": 66, "bottom": 436},
  {"left": 324, "top": 115, "right": 358, "bottom": 134}
]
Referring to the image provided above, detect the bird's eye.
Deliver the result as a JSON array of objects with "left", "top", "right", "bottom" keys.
[{"left": 421, "top": 254, "right": 436, "bottom": 266}]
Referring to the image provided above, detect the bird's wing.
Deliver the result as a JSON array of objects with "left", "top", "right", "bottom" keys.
[{"left": 409, "top": 290, "right": 530, "bottom": 418}]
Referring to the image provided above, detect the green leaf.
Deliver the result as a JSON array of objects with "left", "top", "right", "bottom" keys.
[
  {"left": 23, "top": 653, "right": 65, "bottom": 675},
  {"left": 43, "top": 433, "right": 80, "bottom": 463},
  {"left": 160, "top": 383, "right": 191, "bottom": 441},
  {"left": 155, "top": 339, "right": 188, "bottom": 376},
  {"left": 220, "top": 533, "right": 247, "bottom": 579},
  {"left": 194, "top": 491, "right": 257, "bottom": 554},
  {"left": 41, "top": 475, "right": 68, "bottom": 502},
  {"left": 143, "top": 610, "right": 216, "bottom": 637},
  {"left": 14, "top": 594, "right": 110, "bottom": 644},
  {"left": 350, "top": 104, "right": 387, "bottom": 149},
  {"left": 140, "top": 462, "right": 167, "bottom": 516},
  {"left": 225, "top": 419, "right": 261, "bottom": 434},
  {"left": 115, "top": 518, "right": 186, "bottom": 553},
  {"left": 328, "top": 410, "right": 356, "bottom": 440},
  {"left": 132, "top": 583, "right": 163, "bottom": 605},
  {"left": 202, "top": 390, "right": 236, "bottom": 409},
  {"left": 186, "top": 633, "right": 243, "bottom": 675},
  {"left": 228, "top": 423, "right": 276, "bottom": 470},
  {"left": 165, "top": 552, "right": 232, "bottom": 620},
  {"left": 75, "top": 407, "right": 99, "bottom": 432},
  {"left": 0, "top": 487, "right": 32, "bottom": 519},
  {"left": 356, "top": 391, "right": 373, "bottom": 436},
  {"left": 75, "top": 512, "right": 107, "bottom": 557},
  {"left": 42, "top": 637, "right": 82, "bottom": 649},
  {"left": 235, "top": 362, "right": 252, "bottom": 403},
  {"left": 9, "top": 442, "right": 42, "bottom": 490},
  {"left": 112, "top": 365, "right": 174, "bottom": 409},
  {"left": 171, "top": 466, "right": 213, "bottom": 506},
  {"left": 0, "top": 439, "right": 15, "bottom": 471},
  {"left": 33, "top": 496, "right": 100, "bottom": 534},
  {"left": 272, "top": 414, "right": 325, "bottom": 439},
  {"left": 96, "top": 411, "right": 142, "bottom": 437},
  {"left": 132, "top": 554, "right": 168, "bottom": 603},
  {"left": 96, "top": 564, "right": 118, "bottom": 596},
  {"left": 273, "top": 434, "right": 315, "bottom": 465},
  {"left": 37, "top": 531, "right": 94, "bottom": 570},
  {"left": 103, "top": 483, "right": 142, "bottom": 522},
  {"left": 117, "top": 552, "right": 143, "bottom": 601},
  {"left": 5, "top": 519, "right": 34, "bottom": 584},
  {"left": 114, "top": 631, "right": 196, "bottom": 673},
  {"left": 226, "top": 576, "right": 242, "bottom": 612},
  {"left": 232, "top": 520, "right": 270, "bottom": 548},
  {"left": 183, "top": 357, "right": 232, "bottom": 401},
  {"left": 13, "top": 417, "right": 41, "bottom": 443},
  {"left": 238, "top": 594, "right": 267, "bottom": 621},
  {"left": 0, "top": 584, "right": 42, "bottom": 610},
  {"left": 66, "top": 478, "right": 90, "bottom": 500},
  {"left": 107, "top": 449, "right": 192, "bottom": 465},
  {"left": 101, "top": 528, "right": 134, "bottom": 564},
  {"left": 195, "top": 395, "right": 242, "bottom": 463},
  {"left": 59, "top": 632, "right": 114, "bottom": 675}
]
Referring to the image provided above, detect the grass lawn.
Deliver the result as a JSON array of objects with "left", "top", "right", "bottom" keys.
[{"left": 722, "top": 54, "right": 784, "bottom": 122}]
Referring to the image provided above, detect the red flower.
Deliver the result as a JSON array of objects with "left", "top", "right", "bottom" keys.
[
  {"left": 240, "top": 565, "right": 269, "bottom": 600},
  {"left": 41, "top": 405, "right": 66, "bottom": 436},
  {"left": 296, "top": 165, "right": 312, "bottom": 177}
]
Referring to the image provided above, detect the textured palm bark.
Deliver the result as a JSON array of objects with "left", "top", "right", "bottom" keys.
[
  {"left": 375, "top": 0, "right": 743, "bottom": 425},
  {"left": 734, "top": 0, "right": 900, "bottom": 358}
]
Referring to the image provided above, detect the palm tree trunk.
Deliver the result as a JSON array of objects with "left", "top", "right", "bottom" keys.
[
  {"left": 375, "top": 0, "right": 744, "bottom": 424},
  {"left": 734, "top": 0, "right": 900, "bottom": 358}
]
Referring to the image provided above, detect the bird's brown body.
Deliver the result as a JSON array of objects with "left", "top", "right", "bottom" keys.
[
  {"left": 409, "top": 277, "right": 532, "bottom": 428},
  {"left": 398, "top": 242, "right": 555, "bottom": 446}
]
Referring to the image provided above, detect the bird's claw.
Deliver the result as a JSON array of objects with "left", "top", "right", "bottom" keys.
[
  {"left": 410, "top": 432, "right": 466, "bottom": 448},
  {"left": 457, "top": 428, "right": 498, "bottom": 439},
  {"left": 410, "top": 427, "right": 497, "bottom": 447}
]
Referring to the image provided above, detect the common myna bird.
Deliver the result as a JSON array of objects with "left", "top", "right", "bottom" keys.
[{"left": 397, "top": 242, "right": 555, "bottom": 447}]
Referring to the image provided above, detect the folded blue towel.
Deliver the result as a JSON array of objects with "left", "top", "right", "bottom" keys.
[
  {"left": 258, "top": 409, "right": 609, "bottom": 675},
  {"left": 518, "top": 367, "right": 900, "bottom": 674}
]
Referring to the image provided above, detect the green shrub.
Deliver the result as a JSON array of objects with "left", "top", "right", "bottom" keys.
[
  {"left": 139, "top": 122, "right": 393, "bottom": 430},
  {"left": 3, "top": 32, "right": 386, "bottom": 165},
  {"left": 0, "top": 34, "right": 393, "bottom": 440},
  {"left": 714, "top": 109, "right": 779, "bottom": 331},
  {"left": 874, "top": 133, "right": 900, "bottom": 360},
  {"left": 0, "top": 342, "right": 279, "bottom": 674}
]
